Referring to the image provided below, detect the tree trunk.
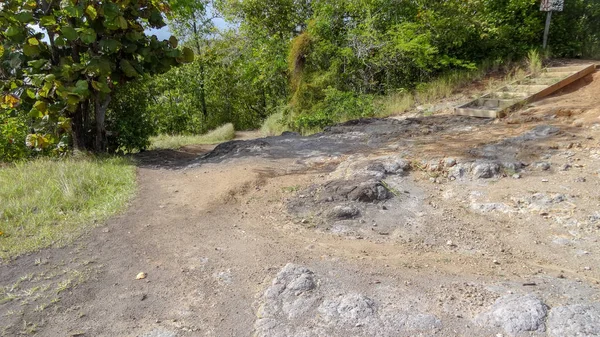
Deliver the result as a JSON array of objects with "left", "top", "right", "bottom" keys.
[
  {"left": 199, "top": 62, "right": 208, "bottom": 118},
  {"left": 192, "top": 20, "right": 209, "bottom": 119},
  {"left": 71, "top": 104, "right": 86, "bottom": 151},
  {"left": 94, "top": 94, "right": 111, "bottom": 152}
]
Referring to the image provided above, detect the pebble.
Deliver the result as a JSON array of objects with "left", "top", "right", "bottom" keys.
[
  {"left": 542, "top": 179, "right": 549, "bottom": 183},
  {"left": 560, "top": 163, "right": 572, "bottom": 171}
]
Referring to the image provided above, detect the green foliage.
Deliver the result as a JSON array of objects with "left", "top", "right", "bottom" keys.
[
  {"left": 0, "top": 0, "right": 193, "bottom": 154},
  {"left": 106, "top": 80, "right": 154, "bottom": 154},
  {"left": 0, "top": 106, "right": 30, "bottom": 161},
  {"left": 0, "top": 156, "right": 136, "bottom": 259},
  {"left": 293, "top": 88, "right": 375, "bottom": 133}
]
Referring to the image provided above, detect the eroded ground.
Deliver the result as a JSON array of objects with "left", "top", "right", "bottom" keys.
[{"left": 1, "top": 71, "right": 600, "bottom": 337}]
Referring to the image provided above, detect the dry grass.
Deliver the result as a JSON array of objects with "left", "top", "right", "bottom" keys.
[{"left": 150, "top": 123, "right": 236, "bottom": 150}]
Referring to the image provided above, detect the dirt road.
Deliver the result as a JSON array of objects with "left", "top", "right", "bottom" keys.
[{"left": 1, "top": 71, "right": 600, "bottom": 337}]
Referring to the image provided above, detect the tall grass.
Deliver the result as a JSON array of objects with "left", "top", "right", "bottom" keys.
[
  {"left": 0, "top": 156, "right": 136, "bottom": 259},
  {"left": 527, "top": 49, "right": 543, "bottom": 75},
  {"left": 150, "top": 123, "right": 236, "bottom": 150},
  {"left": 260, "top": 111, "right": 292, "bottom": 136}
]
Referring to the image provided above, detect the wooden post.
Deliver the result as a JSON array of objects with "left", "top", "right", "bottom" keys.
[{"left": 543, "top": 10, "right": 552, "bottom": 49}]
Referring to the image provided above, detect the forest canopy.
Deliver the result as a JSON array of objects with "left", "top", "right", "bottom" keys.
[{"left": 1, "top": 0, "right": 599, "bottom": 159}]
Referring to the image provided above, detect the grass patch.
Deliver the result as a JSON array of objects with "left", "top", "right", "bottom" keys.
[
  {"left": 527, "top": 49, "right": 543, "bottom": 75},
  {"left": 149, "top": 123, "right": 235, "bottom": 150},
  {"left": 0, "top": 156, "right": 136, "bottom": 260},
  {"left": 260, "top": 111, "right": 292, "bottom": 136}
]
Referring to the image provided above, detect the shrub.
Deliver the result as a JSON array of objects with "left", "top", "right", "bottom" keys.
[{"left": 106, "top": 80, "right": 154, "bottom": 154}]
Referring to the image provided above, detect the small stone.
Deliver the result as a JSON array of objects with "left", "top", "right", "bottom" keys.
[
  {"left": 329, "top": 205, "right": 360, "bottom": 219},
  {"left": 560, "top": 163, "right": 572, "bottom": 171},
  {"left": 541, "top": 179, "right": 549, "bottom": 183},
  {"left": 472, "top": 162, "right": 501, "bottom": 179},
  {"left": 536, "top": 162, "right": 551, "bottom": 171},
  {"left": 512, "top": 174, "right": 521, "bottom": 179},
  {"left": 575, "top": 177, "right": 586, "bottom": 183},
  {"left": 136, "top": 272, "right": 147, "bottom": 280},
  {"left": 446, "top": 240, "right": 455, "bottom": 247},
  {"left": 300, "top": 218, "right": 308, "bottom": 224},
  {"left": 445, "top": 158, "right": 457, "bottom": 167},
  {"left": 584, "top": 266, "right": 591, "bottom": 271},
  {"left": 493, "top": 260, "right": 500, "bottom": 265}
]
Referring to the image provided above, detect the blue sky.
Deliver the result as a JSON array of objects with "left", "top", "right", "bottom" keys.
[{"left": 146, "top": 17, "right": 230, "bottom": 40}]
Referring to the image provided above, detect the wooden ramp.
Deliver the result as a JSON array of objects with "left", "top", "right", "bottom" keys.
[{"left": 455, "top": 63, "right": 597, "bottom": 118}]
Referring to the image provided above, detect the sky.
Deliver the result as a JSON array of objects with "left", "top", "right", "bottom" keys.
[{"left": 146, "top": 17, "right": 230, "bottom": 40}]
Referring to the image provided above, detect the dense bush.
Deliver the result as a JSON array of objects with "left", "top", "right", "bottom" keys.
[
  {"left": 0, "top": 109, "right": 30, "bottom": 161},
  {"left": 106, "top": 80, "right": 155, "bottom": 154}
]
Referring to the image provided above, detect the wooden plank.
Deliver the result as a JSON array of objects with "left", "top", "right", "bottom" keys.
[{"left": 528, "top": 64, "right": 596, "bottom": 102}]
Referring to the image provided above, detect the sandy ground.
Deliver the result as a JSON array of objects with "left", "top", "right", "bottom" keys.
[{"left": 1, "top": 68, "right": 599, "bottom": 337}]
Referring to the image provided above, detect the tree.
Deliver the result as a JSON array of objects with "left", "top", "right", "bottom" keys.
[{"left": 0, "top": 0, "right": 194, "bottom": 153}]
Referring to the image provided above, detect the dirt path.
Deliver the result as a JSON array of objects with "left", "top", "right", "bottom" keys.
[{"left": 1, "top": 70, "right": 600, "bottom": 337}]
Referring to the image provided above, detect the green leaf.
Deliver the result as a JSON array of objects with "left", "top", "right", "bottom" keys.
[
  {"left": 79, "top": 28, "right": 96, "bottom": 44},
  {"left": 33, "top": 101, "right": 48, "bottom": 113},
  {"left": 117, "top": 16, "right": 128, "bottom": 29},
  {"left": 67, "top": 94, "right": 81, "bottom": 105},
  {"left": 27, "top": 37, "right": 39, "bottom": 46},
  {"left": 169, "top": 36, "right": 178, "bottom": 48},
  {"left": 26, "top": 89, "right": 36, "bottom": 99},
  {"left": 55, "top": 36, "right": 67, "bottom": 47},
  {"left": 0, "top": 45, "right": 3, "bottom": 57},
  {"left": 182, "top": 47, "right": 195, "bottom": 63},
  {"left": 5, "top": 26, "right": 21, "bottom": 37},
  {"left": 91, "top": 80, "right": 111, "bottom": 93},
  {"left": 64, "top": 5, "right": 83, "bottom": 17},
  {"left": 39, "top": 81, "right": 53, "bottom": 98},
  {"left": 99, "top": 39, "right": 120, "bottom": 53},
  {"left": 28, "top": 59, "right": 48, "bottom": 69},
  {"left": 85, "top": 5, "right": 97, "bottom": 20},
  {"left": 98, "top": 59, "right": 113, "bottom": 75},
  {"left": 61, "top": 26, "right": 78, "bottom": 41},
  {"left": 119, "top": 59, "right": 138, "bottom": 77},
  {"left": 125, "top": 31, "right": 143, "bottom": 41},
  {"left": 166, "top": 49, "right": 181, "bottom": 58},
  {"left": 29, "top": 108, "right": 44, "bottom": 118},
  {"left": 23, "top": 44, "right": 40, "bottom": 57},
  {"left": 73, "top": 80, "right": 89, "bottom": 96},
  {"left": 40, "top": 16, "right": 57, "bottom": 27},
  {"left": 15, "top": 12, "right": 34, "bottom": 23}
]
